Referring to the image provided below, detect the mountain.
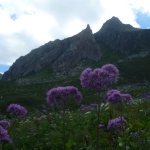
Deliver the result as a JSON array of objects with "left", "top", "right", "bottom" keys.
[
  {"left": 2, "top": 16, "right": 150, "bottom": 81},
  {"left": 94, "top": 17, "right": 150, "bottom": 54},
  {"left": 0, "top": 73, "right": 2, "bottom": 79},
  {"left": 2, "top": 24, "right": 101, "bottom": 80}
]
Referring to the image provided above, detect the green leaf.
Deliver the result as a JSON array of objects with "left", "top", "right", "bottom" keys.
[{"left": 66, "top": 138, "right": 74, "bottom": 150}]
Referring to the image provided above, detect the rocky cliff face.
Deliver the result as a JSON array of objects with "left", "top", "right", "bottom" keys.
[
  {"left": 94, "top": 16, "right": 150, "bottom": 54},
  {"left": 2, "top": 16, "right": 150, "bottom": 81},
  {"left": 2, "top": 24, "right": 101, "bottom": 80}
]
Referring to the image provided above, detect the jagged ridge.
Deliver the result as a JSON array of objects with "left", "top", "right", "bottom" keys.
[
  {"left": 2, "top": 16, "right": 150, "bottom": 81},
  {"left": 94, "top": 16, "right": 150, "bottom": 54},
  {"left": 2, "top": 25, "right": 101, "bottom": 80}
]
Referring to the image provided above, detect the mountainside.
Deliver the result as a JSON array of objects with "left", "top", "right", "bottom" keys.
[
  {"left": 0, "top": 73, "right": 2, "bottom": 79},
  {"left": 94, "top": 17, "right": 150, "bottom": 54},
  {"left": 2, "top": 24, "right": 101, "bottom": 80},
  {"left": 2, "top": 16, "right": 150, "bottom": 81}
]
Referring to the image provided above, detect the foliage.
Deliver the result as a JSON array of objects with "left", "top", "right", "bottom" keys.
[
  {"left": 0, "top": 98, "right": 150, "bottom": 149},
  {"left": 1, "top": 61, "right": 150, "bottom": 149}
]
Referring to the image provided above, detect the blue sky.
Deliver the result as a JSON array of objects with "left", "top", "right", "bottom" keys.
[
  {"left": 136, "top": 12, "right": 150, "bottom": 29},
  {"left": 0, "top": 0, "right": 150, "bottom": 74},
  {"left": 0, "top": 64, "right": 10, "bottom": 74}
]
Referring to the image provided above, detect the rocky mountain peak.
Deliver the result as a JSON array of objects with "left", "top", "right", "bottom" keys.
[
  {"left": 94, "top": 16, "right": 150, "bottom": 54},
  {"left": 74, "top": 24, "right": 94, "bottom": 42},
  {"left": 99, "top": 16, "right": 134, "bottom": 33},
  {"left": 104, "top": 16, "right": 122, "bottom": 26},
  {"left": 2, "top": 16, "right": 150, "bottom": 81},
  {"left": 2, "top": 24, "right": 101, "bottom": 80}
]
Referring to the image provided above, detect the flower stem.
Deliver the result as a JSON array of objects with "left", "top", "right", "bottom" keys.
[
  {"left": 96, "top": 91, "right": 101, "bottom": 150},
  {"left": 8, "top": 117, "right": 17, "bottom": 134},
  {"left": 2, "top": 143, "right": 5, "bottom": 150},
  {"left": 62, "top": 101, "right": 66, "bottom": 150}
]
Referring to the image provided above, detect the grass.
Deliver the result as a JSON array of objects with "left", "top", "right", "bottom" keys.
[{"left": 1, "top": 93, "right": 150, "bottom": 149}]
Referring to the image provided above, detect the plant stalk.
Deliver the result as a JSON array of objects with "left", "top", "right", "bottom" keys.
[{"left": 62, "top": 100, "right": 66, "bottom": 150}]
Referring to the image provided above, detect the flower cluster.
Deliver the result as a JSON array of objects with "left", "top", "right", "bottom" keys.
[
  {"left": 0, "top": 120, "right": 10, "bottom": 128},
  {"left": 121, "top": 94, "right": 133, "bottom": 103},
  {"left": 7, "top": 104, "right": 27, "bottom": 117},
  {"left": 104, "top": 90, "right": 133, "bottom": 105},
  {"left": 107, "top": 117, "right": 127, "bottom": 131},
  {"left": 46, "top": 86, "right": 82, "bottom": 106},
  {"left": 0, "top": 121, "right": 12, "bottom": 144},
  {"left": 98, "top": 124, "right": 105, "bottom": 129},
  {"left": 80, "top": 64, "right": 119, "bottom": 90},
  {"left": 80, "top": 103, "right": 97, "bottom": 111}
]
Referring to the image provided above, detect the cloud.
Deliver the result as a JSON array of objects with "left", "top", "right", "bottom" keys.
[{"left": 0, "top": 0, "right": 149, "bottom": 67}]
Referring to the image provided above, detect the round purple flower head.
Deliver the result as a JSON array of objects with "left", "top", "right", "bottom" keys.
[
  {"left": 105, "top": 90, "right": 134, "bottom": 105},
  {"left": 0, "top": 125, "right": 12, "bottom": 144},
  {"left": 46, "top": 86, "right": 82, "bottom": 106},
  {"left": 102, "top": 64, "right": 119, "bottom": 83},
  {"left": 98, "top": 124, "right": 105, "bottom": 129},
  {"left": 80, "top": 64, "right": 119, "bottom": 90},
  {"left": 0, "top": 126, "right": 7, "bottom": 137},
  {"left": 121, "top": 94, "right": 133, "bottom": 104},
  {"left": 104, "top": 90, "right": 122, "bottom": 105},
  {"left": 7, "top": 104, "right": 27, "bottom": 117},
  {"left": 0, "top": 120, "right": 10, "bottom": 128},
  {"left": 107, "top": 117, "right": 127, "bottom": 131}
]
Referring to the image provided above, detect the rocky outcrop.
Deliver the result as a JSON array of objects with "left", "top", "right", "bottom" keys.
[
  {"left": 2, "top": 25, "right": 101, "bottom": 80},
  {"left": 94, "top": 16, "right": 150, "bottom": 54},
  {"left": 52, "top": 24, "right": 101, "bottom": 71},
  {"left": 2, "top": 16, "right": 150, "bottom": 81}
]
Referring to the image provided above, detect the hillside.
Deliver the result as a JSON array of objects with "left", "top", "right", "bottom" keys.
[
  {"left": 0, "top": 16, "right": 150, "bottom": 113},
  {"left": 2, "top": 16, "right": 150, "bottom": 81}
]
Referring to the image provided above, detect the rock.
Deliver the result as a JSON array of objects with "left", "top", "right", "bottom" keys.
[
  {"left": 94, "top": 16, "right": 150, "bottom": 54},
  {"left": 2, "top": 16, "right": 150, "bottom": 81},
  {"left": 2, "top": 24, "right": 101, "bottom": 80}
]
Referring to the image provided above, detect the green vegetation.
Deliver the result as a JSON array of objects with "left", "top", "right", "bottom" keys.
[
  {"left": 1, "top": 92, "right": 150, "bottom": 149},
  {"left": 1, "top": 52, "right": 150, "bottom": 149},
  {"left": 1, "top": 42, "right": 150, "bottom": 113}
]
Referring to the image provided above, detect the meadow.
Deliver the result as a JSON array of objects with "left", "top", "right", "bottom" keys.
[{"left": 1, "top": 63, "right": 150, "bottom": 150}]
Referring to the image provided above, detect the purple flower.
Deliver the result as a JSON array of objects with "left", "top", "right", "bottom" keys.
[
  {"left": 7, "top": 104, "right": 27, "bottom": 117},
  {"left": 0, "top": 135, "right": 12, "bottom": 144},
  {"left": 121, "top": 94, "right": 133, "bottom": 104},
  {"left": 0, "top": 126, "right": 7, "bottom": 137},
  {"left": 46, "top": 86, "right": 82, "bottom": 106},
  {"left": 107, "top": 117, "right": 127, "bottom": 131},
  {"left": 80, "top": 103, "right": 98, "bottom": 111},
  {"left": 130, "top": 131, "right": 138, "bottom": 137},
  {"left": 43, "top": 109, "right": 47, "bottom": 114},
  {"left": 80, "top": 104, "right": 86, "bottom": 111},
  {"left": 98, "top": 124, "right": 105, "bottom": 129},
  {"left": 80, "top": 64, "right": 119, "bottom": 90},
  {"left": 0, "top": 120, "right": 10, "bottom": 128},
  {"left": 90, "top": 103, "right": 98, "bottom": 109},
  {"left": 134, "top": 132, "right": 138, "bottom": 137},
  {"left": 105, "top": 90, "right": 133, "bottom": 105},
  {"left": 104, "top": 90, "right": 122, "bottom": 105},
  {"left": 102, "top": 64, "right": 119, "bottom": 83},
  {"left": 0, "top": 126, "right": 12, "bottom": 144}
]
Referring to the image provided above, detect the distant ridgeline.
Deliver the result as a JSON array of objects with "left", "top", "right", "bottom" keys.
[
  {"left": 2, "top": 16, "right": 150, "bottom": 83},
  {"left": 0, "top": 73, "right": 2, "bottom": 79}
]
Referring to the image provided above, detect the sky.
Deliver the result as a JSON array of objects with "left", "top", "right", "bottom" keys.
[{"left": 0, "top": 0, "right": 150, "bottom": 74}]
